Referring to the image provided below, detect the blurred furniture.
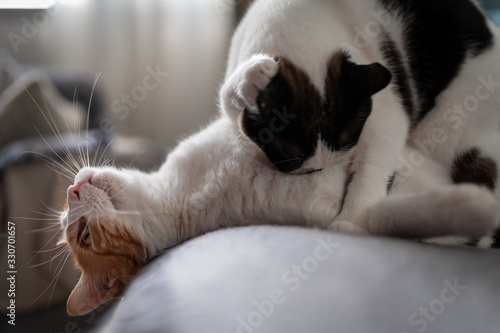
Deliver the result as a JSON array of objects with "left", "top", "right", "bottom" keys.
[{"left": 0, "top": 58, "right": 108, "bottom": 313}]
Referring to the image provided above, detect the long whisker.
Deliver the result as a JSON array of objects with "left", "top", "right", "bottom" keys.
[
  {"left": 25, "top": 208, "right": 61, "bottom": 218},
  {"left": 25, "top": 250, "right": 71, "bottom": 311},
  {"left": 26, "top": 223, "right": 61, "bottom": 233},
  {"left": 41, "top": 156, "right": 77, "bottom": 179},
  {"left": 72, "top": 86, "right": 88, "bottom": 170},
  {"left": 41, "top": 94, "right": 82, "bottom": 172},
  {"left": 39, "top": 202, "right": 65, "bottom": 216},
  {"left": 31, "top": 244, "right": 66, "bottom": 254},
  {"left": 18, "top": 221, "right": 65, "bottom": 271},
  {"left": 47, "top": 251, "right": 73, "bottom": 310},
  {"left": 96, "top": 139, "right": 114, "bottom": 168},
  {"left": 23, "top": 86, "right": 81, "bottom": 176},
  {"left": 28, "top": 247, "right": 67, "bottom": 269},
  {"left": 85, "top": 73, "right": 102, "bottom": 168},
  {"left": 32, "top": 126, "right": 79, "bottom": 177},
  {"left": 12, "top": 213, "right": 59, "bottom": 221}
]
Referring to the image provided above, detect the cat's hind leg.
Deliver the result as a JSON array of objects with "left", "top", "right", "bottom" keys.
[
  {"left": 367, "top": 146, "right": 500, "bottom": 239},
  {"left": 219, "top": 54, "right": 279, "bottom": 121},
  {"left": 368, "top": 184, "right": 500, "bottom": 239}
]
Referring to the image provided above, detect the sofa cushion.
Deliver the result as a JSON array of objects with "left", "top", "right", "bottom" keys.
[{"left": 99, "top": 225, "right": 500, "bottom": 333}]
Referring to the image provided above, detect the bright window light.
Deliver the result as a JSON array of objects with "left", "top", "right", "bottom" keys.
[
  {"left": 0, "top": 0, "right": 88, "bottom": 9},
  {"left": 0, "top": 1, "right": 52, "bottom": 9}
]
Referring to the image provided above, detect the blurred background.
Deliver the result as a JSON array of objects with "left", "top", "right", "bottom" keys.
[
  {"left": 0, "top": 0, "right": 499, "bottom": 332},
  {"left": 0, "top": 1, "right": 250, "bottom": 332}
]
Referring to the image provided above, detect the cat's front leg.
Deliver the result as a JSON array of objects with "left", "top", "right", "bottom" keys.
[
  {"left": 331, "top": 163, "right": 394, "bottom": 234},
  {"left": 220, "top": 54, "right": 279, "bottom": 121},
  {"left": 331, "top": 90, "right": 410, "bottom": 234}
]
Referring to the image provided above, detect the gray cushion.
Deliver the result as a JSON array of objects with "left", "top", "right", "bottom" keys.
[{"left": 99, "top": 226, "right": 500, "bottom": 333}]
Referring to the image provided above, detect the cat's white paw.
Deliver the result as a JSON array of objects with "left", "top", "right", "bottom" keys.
[
  {"left": 221, "top": 54, "right": 279, "bottom": 115},
  {"left": 444, "top": 185, "right": 500, "bottom": 236},
  {"left": 330, "top": 220, "right": 369, "bottom": 234},
  {"left": 237, "top": 55, "right": 280, "bottom": 106}
]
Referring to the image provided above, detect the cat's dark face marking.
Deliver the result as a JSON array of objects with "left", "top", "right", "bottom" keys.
[
  {"left": 242, "top": 52, "right": 391, "bottom": 173},
  {"left": 242, "top": 56, "right": 322, "bottom": 173},
  {"left": 452, "top": 148, "right": 498, "bottom": 191},
  {"left": 379, "top": 0, "right": 493, "bottom": 121}
]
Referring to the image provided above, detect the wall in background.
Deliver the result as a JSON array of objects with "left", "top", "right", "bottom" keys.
[{"left": 1, "top": 0, "right": 235, "bottom": 153}]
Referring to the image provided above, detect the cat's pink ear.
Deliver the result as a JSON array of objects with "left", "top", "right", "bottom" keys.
[{"left": 67, "top": 273, "right": 121, "bottom": 315}]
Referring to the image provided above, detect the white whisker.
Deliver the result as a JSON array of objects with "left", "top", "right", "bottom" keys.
[
  {"left": 41, "top": 94, "right": 83, "bottom": 172},
  {"left": 28, "top": 247, "right": 67, "bottom": 269},
  {"left": 96, "top": 139, "right": 115, "bottom": 168},
  {"left": 26, "top": 251, "right": 71, "bottom": 311},
  {"left": 26, "top": 223, "right": 61, "bottom": 233},
  {"left": 85, "top": 73, "right": 102, "bottom": 168},
  {"left": 22, "top": 85, "right": 81, "bottom": 176}
]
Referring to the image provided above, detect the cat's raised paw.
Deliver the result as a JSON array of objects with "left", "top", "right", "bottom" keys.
[
  {"left": 221, "top": 54, "right": 279, "bottom": 116},
  {"left": 238, "top": 55, "right": 279, "bottom": 107}
]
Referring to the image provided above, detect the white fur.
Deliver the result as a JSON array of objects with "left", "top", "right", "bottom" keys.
[{"left": 64, "top": 116, "right": 348, "bottom": 257}]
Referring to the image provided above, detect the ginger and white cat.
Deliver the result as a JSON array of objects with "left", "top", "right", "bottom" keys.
[{"left": 58, "top": 0, "right": 500, "bottom": 315}]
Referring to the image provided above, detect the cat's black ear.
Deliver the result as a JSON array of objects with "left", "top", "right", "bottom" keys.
[
  {"left": 323, "top": 52, "right": 392, "bottom": 149},
  {"left": 341, "top": 60, "right": 392, "bottom": 98}
]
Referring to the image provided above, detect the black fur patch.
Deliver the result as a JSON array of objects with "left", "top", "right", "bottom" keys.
[
  {"left": 386, "top": 172, "right": 396, "bottom": 194},
  {"left": 242, "top": 52, "right": 391, "bottom": 173},
  {"left": 380, "top": 35, "right": 415, "bottom": 122},
  {"left": 379, "top": 0, "right": 493, "bottom": 120},
  {"left": 451, "top": 148, "right": 498, "bottom": 190},
  {"left": 242, "top": 57, "right": 322, "bottom": 173},
  {"left": 340, "top": 172, "right": 356, "bottom": 211},
  {"left": 322, "top": 52, "right": 392, "bottom": 150},
  {"left": 493, "top": 230, "right": 500, "bottom": 248}
]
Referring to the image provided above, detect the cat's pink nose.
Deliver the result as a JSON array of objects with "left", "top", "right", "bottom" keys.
[
  {"left": 67, "top": 183, "right": 81, "bottom": 200},
  {"left": 67, "top": 177, "right": 92, "bottom": 201}
]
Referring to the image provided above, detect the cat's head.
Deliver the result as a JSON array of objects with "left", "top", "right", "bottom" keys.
[
  {"left": 241, "top": 51, "right": 391, "bottom": 173},
  {"left": 59, "top": 167, "right": 149, "bottom": 315}
]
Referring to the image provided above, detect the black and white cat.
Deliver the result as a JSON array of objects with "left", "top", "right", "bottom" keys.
[
  {"left": 222, "top": 0, "right": 500, "bottom": 236},
  {"left": 59, "top": 0, "right": 500, "bottom": 315}
]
